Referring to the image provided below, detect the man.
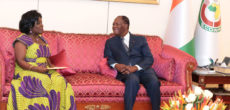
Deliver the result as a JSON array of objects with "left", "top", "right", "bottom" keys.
[{"left": 104, "top": 16, "right": 161, "bottom": 110}]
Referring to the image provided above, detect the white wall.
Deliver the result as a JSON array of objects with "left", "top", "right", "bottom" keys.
[
  {"left": 39, "top": 0, "right": 109, "bottom": 34},
  {"left": 0, "top": 0, "right": 171, "bottom": 36},
  {"left": 0, "top": 0, "right": 230, "bottom": 60},
  {"left": 0, "top": 0, "right": 38, "bottom": 29},
  {"left": 219, "top": 0, "right": 230, "bottom": 60}
]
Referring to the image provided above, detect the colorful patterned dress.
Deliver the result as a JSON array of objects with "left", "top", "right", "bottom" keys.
[{"left": 7, "top": 34, "right": 76, "bottom": 110}]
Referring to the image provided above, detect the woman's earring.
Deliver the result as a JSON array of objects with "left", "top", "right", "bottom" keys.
[{"left": 29, "top": 30, "right": 32, "bottom": 34}]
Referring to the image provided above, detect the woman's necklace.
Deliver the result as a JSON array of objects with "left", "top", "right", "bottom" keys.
[
  {"left": 35, "top": 37, "right": 39, "bottom": 42},
  {"left": 34, "top": 36, "right": 39, "bottom": 42},
  {"left": 29, "top": 34, "right": 40, "bottom": 43}
]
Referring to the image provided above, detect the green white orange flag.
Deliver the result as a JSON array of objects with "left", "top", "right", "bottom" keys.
[
  {"left": 194, "top": 0, "right": 221, "bottom": 66},
  {"left": 164, "top": 0, "right": 195, "bottom": 56}
]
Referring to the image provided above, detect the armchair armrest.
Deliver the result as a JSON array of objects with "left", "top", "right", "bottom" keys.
[
  {"left": 0, "top": 52, "right": 5, "bottom": 101},
  {"left": 161, "top": 45, "right": 197, "bottom": 91}
]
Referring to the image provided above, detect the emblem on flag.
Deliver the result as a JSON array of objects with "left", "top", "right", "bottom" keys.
[{"left": 199, "top": 0, "right": 221, "bottom": 32}]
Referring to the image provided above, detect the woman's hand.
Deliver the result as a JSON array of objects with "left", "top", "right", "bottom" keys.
[
  {"left": 31, "top": 66, "right": 48, "bottom": 73},
  {"left": 38, "top": 67, "right": 49, "bottom": 73},
  {"left": 47, "top": 58, "right": 55, "bottom": 68}
]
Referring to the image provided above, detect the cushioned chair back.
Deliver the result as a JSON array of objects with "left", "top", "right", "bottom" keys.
[
  {"left": 145, "top": 35, "right": 163, "bottom": 57},
  {"left": 57, "top": 33, "right": 111, "bottom": 73}
]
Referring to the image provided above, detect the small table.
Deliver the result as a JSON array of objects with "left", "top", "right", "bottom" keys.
[{"left": 192, "top": 68, "right": 230, "bottom": 105}]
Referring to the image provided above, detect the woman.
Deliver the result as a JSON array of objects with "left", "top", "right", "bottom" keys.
[{"left": 7, "top": 10, "right": 76, "bottom": 110}]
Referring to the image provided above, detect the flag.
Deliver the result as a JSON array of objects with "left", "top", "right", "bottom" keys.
[
  {"left": 194, "top": 0, "right": 221, "bottom": 66},
  {"left": 164, "top": 0, "right": 195, "bottom": 56}
]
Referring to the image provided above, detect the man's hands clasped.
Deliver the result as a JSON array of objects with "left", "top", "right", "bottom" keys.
[{"left": 115, "top": 64, "right": 138, "bottom": 74}]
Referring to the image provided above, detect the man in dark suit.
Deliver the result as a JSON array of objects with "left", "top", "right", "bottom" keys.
[{"left": 104, "top": 16, "right": 161, "bottom": 110}]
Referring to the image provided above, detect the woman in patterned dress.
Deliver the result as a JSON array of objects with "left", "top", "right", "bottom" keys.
[{"left": 7, "top": 10, "right": 76, "bottom": 110}]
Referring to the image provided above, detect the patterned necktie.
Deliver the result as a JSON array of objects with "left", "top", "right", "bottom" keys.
[{"left": 122, "top": 38, "right": 129, "bottom": 52}]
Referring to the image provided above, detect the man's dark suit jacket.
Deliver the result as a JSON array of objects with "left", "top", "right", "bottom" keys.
[{"left": 104, "top": 33, "right": 154, "bottom": 75}]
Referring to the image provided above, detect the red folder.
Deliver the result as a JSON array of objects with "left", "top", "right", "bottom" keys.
[{"left": 49, "top": 50, "right": 69, "bottom": 67}]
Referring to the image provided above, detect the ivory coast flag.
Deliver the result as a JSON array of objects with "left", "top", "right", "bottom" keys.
[
  {"left": 164, "top": 0, "right": 195, "bottom": 56},
  {"left": 194, "top": 0, "right": 221, "bottom": 66}
]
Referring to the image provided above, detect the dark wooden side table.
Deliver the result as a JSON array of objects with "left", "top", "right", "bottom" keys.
[{"left": 192, "top": 68, "right": 230, "bottom": 107}]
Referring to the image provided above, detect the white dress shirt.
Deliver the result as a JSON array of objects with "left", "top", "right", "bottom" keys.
[{"left": 123, "top": 32, "right": 130, "bottom": 48}]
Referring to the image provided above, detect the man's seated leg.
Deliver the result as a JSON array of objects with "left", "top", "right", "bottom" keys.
[
  {"left": 124, "top": 73, "right": 140, "bottom": 110},
  {"left": 140, "top": 69, "right": 161, "bottom": 110}
]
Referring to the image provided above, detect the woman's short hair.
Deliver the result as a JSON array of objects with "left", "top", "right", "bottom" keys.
[{"left": 19, "top": 10, "right": 42, "bottom": 34}]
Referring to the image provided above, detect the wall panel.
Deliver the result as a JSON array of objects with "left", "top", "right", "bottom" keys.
[{"left": 39, "top": 0, "right": 108, "bottom": 34}]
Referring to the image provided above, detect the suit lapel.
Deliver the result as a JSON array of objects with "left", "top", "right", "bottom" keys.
[{"left": 129, "top": 34, "right": 135, "bottom": 52}]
